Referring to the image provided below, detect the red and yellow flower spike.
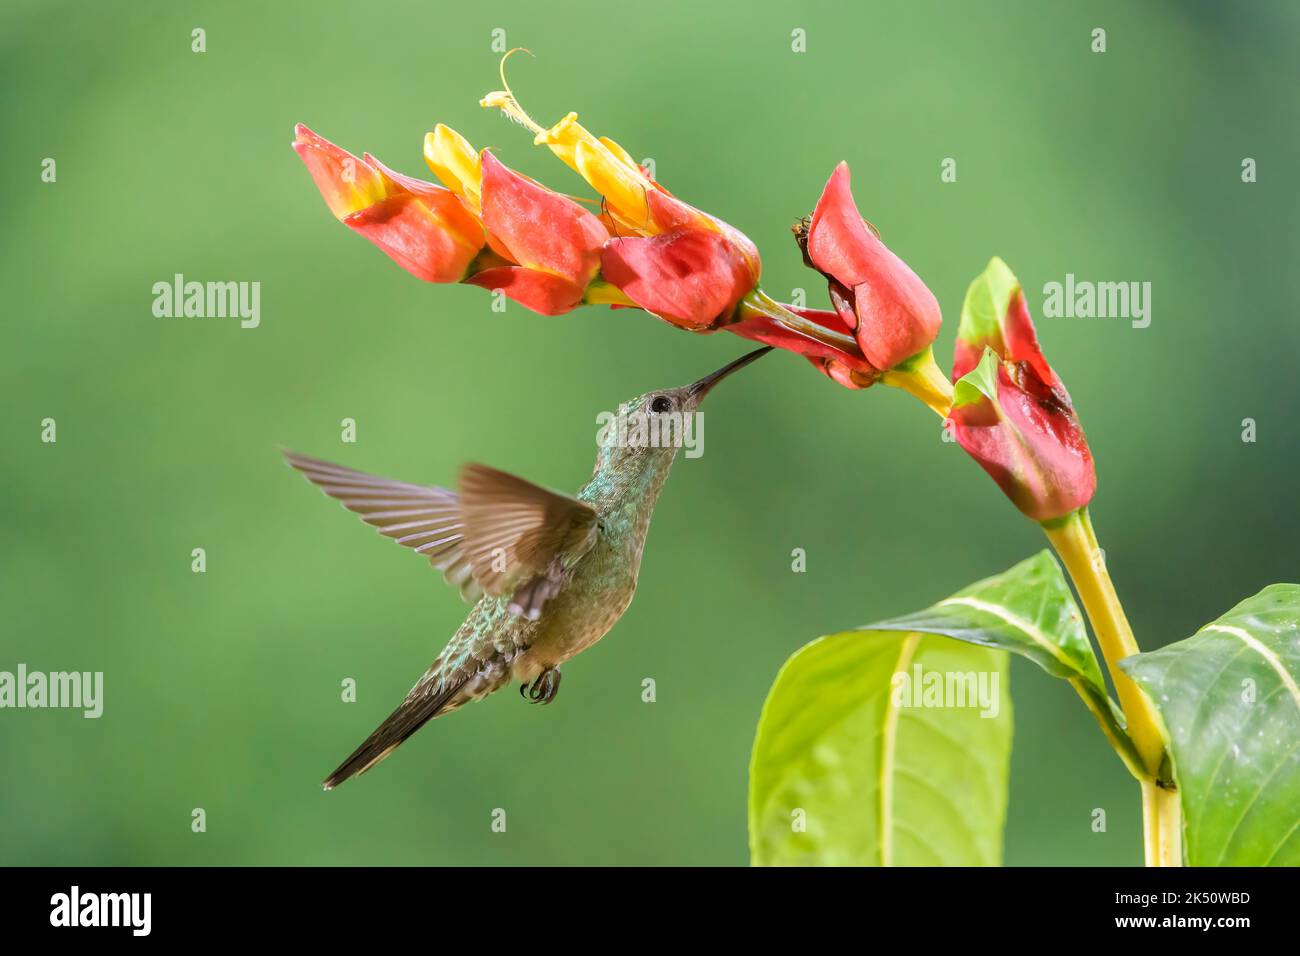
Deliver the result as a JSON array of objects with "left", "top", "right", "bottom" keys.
[
  {"left": 293, "top": 59, "right": 910, "bottom": 384},
  {"left": 479, "top": 50, "right": 764, "bottom": 331}
]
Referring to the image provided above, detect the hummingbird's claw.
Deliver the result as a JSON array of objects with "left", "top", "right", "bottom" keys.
[{"left": 524, "top": 667, "right": 561, "bottom": 705}]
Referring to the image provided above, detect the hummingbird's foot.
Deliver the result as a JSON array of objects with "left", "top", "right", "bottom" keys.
[{"left": 522, "top": 667, "right": 561, "bottom": 705}]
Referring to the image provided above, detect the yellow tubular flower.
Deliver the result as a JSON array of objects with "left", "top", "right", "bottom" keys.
[
  {"left": 480, "top": 51, "right": 654, "bottom": 231},
  {"left": 526, "top": 112, "right": 648, "bottom": 227},
  {"left": 597, "top": 135, "right": 642, "bottom": 175},
  {"left": 572, "top": 134, "right": 650, "bottom": 229},
  {"left": 423, "top": 123, "right": 483, "bottom": 213}
]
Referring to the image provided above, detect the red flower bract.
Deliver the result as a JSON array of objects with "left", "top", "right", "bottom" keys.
[
  {"left": 474, "top": 151, "right": 609, "bottom": 314},
  {"left": 293, "top": 124, "right": 485, "bottom": 284},
  {"left": 799, "top": 162, "right": 942, "bottom": 372},
  {"left": 601, "top": 227, "right": 757, "bottom": 331}
]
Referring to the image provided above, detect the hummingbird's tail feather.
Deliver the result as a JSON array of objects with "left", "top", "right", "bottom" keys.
[{"left": 322, "top": 678, "right": 465, "bottom": 791}]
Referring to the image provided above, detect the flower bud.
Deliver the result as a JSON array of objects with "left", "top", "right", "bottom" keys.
[
  {"left": 948, "top": 259, "right": 1096, "bottom": 521},
  {"left": 797, "top": 162, "right": 941, "bottom": 371}
]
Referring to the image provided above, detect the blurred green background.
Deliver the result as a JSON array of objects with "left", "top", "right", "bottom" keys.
[{"left": 2, "top": 0, "right": 1297, "bottom": 866}]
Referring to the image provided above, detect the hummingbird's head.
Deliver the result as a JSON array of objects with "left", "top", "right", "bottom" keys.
[
  {"left": 593, "top": 346, "right": 772, "bottom": 484},
  {"left": 616, "top": 344, "right": 772, "bottom": 422}
]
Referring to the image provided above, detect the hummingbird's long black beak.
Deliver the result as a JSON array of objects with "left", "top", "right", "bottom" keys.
[{"left": 687, "top": 346, "right": 773, "bottom": 402}]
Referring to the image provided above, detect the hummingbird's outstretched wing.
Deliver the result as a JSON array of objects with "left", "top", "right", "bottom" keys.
[
  {"left": 458, "top": 463, "right": 599, "bottom": 620},
  {"left": 282, "top": 450, "right": 481, "bottom": 601}
]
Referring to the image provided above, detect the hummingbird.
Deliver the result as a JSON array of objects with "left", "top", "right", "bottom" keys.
[{"left": 285, "top": 346, "right": 770, "bottom": 790}]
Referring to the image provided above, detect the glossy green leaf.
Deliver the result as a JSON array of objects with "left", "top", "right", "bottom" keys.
[
  {"left": 1120, "top": 584, "right": 1300, "bottom": 866},
  {"left": 749, "top": 631, "right": 1011, "bottom": 865},
  {"left": 866, "top": 550, "right": 1136, "bottom": 771},
  {"left": 748, "top": 550, "right": 1138, "bottom": 866}
]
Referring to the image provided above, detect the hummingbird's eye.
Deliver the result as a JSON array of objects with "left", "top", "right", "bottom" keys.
[{"left": 650, "top": 395, "right": 673, "bottom": 414}]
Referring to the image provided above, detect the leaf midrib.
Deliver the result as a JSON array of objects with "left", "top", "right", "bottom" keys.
[
  {"left": 937, "top": 595, "right": 1075, "bottom": 672},
  {"left": 1202, "top": 624, "right": 1300, "bottom": 709},
  {"left": 879, "top": 633, "right": 920, "bottom": 867}
]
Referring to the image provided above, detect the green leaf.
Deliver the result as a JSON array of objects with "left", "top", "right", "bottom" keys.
[
  {"left": 957, "top": 255, "right": 1020, "bottom": 348},
  {"left": 868, "top": 551, "right": 1101, "bottom": 683},
  {"left": 865, "top": 550, "right": 1137, "bottom": 772},
  {"left": 748, "top": 550, "right": 1141, "bottom": 866},
  {"left": 749, "top": 631, "right": 1011, "bottom": 866},
  {"left": 951, "top": 347, "right": 1001, "bottom": 409},
  {"left": 1119, "top": 584, "right": 1300, "bottom": 866}
]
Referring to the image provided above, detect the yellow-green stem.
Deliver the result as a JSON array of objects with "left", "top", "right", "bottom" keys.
[
  {"left": 1068, "top": 677, "right": 1144, "bottom": 782},
  {"left": 1141, "top": 779, "right": 1184, "bottom": 867},
  {"left": 880, "top": 348, "right": 954, "bottom": 418},
  {"left": 1042, "top": 509, "right": 1166, "bottom": 774},
  {"left": 1045, "top": 508, "right": 1182, "bottom": 866}
]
